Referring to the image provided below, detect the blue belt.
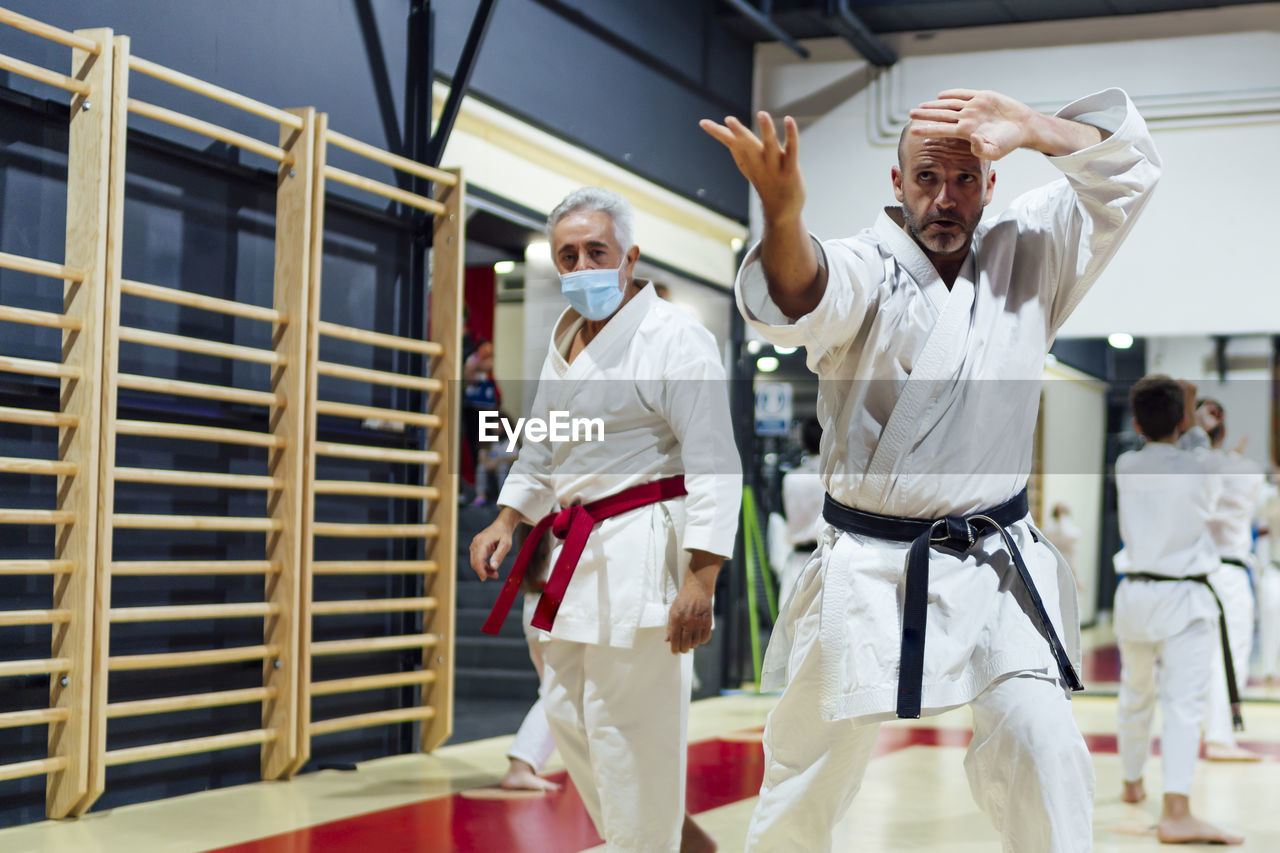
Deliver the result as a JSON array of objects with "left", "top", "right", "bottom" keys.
[{"left": 822, "top": 489, "right": 1083, "bottom": 718}]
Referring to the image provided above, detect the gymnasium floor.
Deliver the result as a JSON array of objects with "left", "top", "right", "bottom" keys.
[{"left": 5, "top": 630, "right": 1280, "bottom": 852}]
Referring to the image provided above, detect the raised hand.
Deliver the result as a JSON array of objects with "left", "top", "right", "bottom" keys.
[
  {"left": 700, "top": 111, "right": 805, "bottom": 223},
  {"left": 907, "top": 89, "right": 1034, "bottom": 161}
]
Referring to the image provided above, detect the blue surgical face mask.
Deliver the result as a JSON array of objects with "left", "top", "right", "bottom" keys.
[{"left": 559, "top": 266, "right": 625, "bottom": 321}]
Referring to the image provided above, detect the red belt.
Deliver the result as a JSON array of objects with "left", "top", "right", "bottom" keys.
[{"left": 481, "top": 475, "right": 687, "bottom": 635}]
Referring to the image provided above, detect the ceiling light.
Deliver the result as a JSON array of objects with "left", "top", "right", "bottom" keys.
[
  {"left": 746, "top": 340, "right": 762, "bottom": 355},
  {"left": 494, "top": 260, "right": 515, "bottom": 274},
  {"left": 773, "top": 345, "right": 797, "bottom": 355},
  {"left": 730, "top": 237, "right": 744, "bottom": 252},
  {"left": 1108, "top": 333, "right": 1133, "bottom": 350},
  {"left": 756, "top": 356, "right": 779, "bottom": 373}
]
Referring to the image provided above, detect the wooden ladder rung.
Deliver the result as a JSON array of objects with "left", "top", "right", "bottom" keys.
[
  {"left": 313, "top": 441, "right": 438, "bottom": 465},
  {"left": 313, "top": 400, "right": 440, "bottom": 429},
  {"left": 0, "top": 355, "right": 80, "bottom": 379},
  {"left": 309, "top": 670, "right": 437, "bottom": 696},
  {"left": 316, "top": 320, "right": 443, "bottom": 356},
  {"left": 316, "top": 360, "right": 442, "bottom": 393},
  {"left": 104, "top": 728, "right": 276, "bottom": 767},
  {"left": 0, "top": 755, "right": 68, "bottom": 783},
  {"left": 109, "top": 602, "right": 278, "bottom": 623},
  {"left": 110, "top": 560, "right": 280, "bottom": 576},
  {"left": 0, "top": 559, "right": 75, "bottom": 575},
  {"left": 112, "top": 514, "right": 283, "bottom": 532},
  {"left": 0, "top": 658, "right": 71, "bottom": 679},
  {"left": 311, "top": 597, "right": 437, "bottom": 616},
  {"left": 120, "top": 278, "right": 282, "bottom": 323},
  {"left": 0, "top": 304, "right": 82, "bottom": 330},
  {"left": 116, "top": 419, "right": 285, "bottom": 448},
  {"left": 0, "top": 609, "right": 72, "bottom": 627},
  {"left": 0, "top": 406, "right": 77, "bottom": 428},
  {"left": 311, "top": 522, "right": 438, "bottom": 539},
  {"left": 0, "top": 457, "right": 77, "bottom": 476},
  {"left": 309, "top": 705, "right": 436, "bottom": 737},
  {"left": 108, "top": 644, "right": 279, "bottom": 671},
  {"left": 0, "top": 707, "right": 70, "bottom": 730},
  {"left": 114, "top": 467, "right": 282, "bottom": 490},
  {"left": 0, "top": 510, "right": 76, "bottom": 525},
  {"left": 312, "top": 481, "right": 438, "bottom": 499},
  {"left": 117, "top": 373, "right": 284, "bottom": 408},
  {"left": 107, "top": 686, "right": 275, "bottom": 718},
  {"left": 312, "top": 560, "right": 439, "bottom": 575},
  {"left": 311, "top": 633, "right": 438, "bottom": 657}
]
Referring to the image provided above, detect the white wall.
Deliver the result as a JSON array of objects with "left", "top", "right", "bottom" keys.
[
  {"left": 1146, "top": 334, "right": 1274, "bottom": 471},
  {"left": 1040, "top": 361, "right": 1109, "bottom": 624},
  {"left": 753, "top": 4, "right": 1280, "bottom": 339}
]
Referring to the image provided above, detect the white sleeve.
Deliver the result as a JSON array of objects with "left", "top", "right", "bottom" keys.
[
  {"left": 658, "top": 328, "right": 742, "bottom": 559},
  {"left": 733, "top": 234, "right": 885, "bottom": 374},
  {"left": 496, "top": 377, "right": 557, "bottom": 524},
  {"left": 1011, "top": 88, "right": 1162, "bottom": 333}
]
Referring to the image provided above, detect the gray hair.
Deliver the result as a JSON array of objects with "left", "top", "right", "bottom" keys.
[{"left": 546, "top": 186, "right": 636, "bottom": 251}]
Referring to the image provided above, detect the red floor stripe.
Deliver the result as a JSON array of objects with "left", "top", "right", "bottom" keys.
[{"left": 203, "top": 724, "right": 1279, "bottom": 853}]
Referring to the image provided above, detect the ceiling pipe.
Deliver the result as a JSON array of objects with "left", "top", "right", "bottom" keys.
[
  {"left": 826, "top": 0, "right": 896, "bottom": 67},
  {"left": 722, "top": 0, "right": 811, "bottom": 59}
]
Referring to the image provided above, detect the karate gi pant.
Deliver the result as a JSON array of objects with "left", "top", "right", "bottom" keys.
[
  {"left": 1117, "top": 618, "right": 1214, "bottom": 795},
  {"left": 1258, "top": 560, "right": 1280, "bottom": 680},
  {"left": 1204, "top": 565, "right": 1255, "bottom": 746},
  {"left": 507, "top": 622, "right": 556, "bottom": 771},
  {"left": 541, "top": 627, "right": 692, "bottom": 853},
  {"left": 745, "top": 645, "right": 1093, "bottom": 853}
]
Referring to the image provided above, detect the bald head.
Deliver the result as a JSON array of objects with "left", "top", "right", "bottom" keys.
[{"left": 897, "top": 120, "right": 989, "bottom": 175}]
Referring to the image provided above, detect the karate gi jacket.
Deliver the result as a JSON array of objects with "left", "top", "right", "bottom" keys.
[
  {"left": 1114, "top": 440, "right": 1224, "bottom": 643},
  {"left": 499, "top": 283, "right": 742, "bottom": 648},
  {"left": 736, "top": 88, "right": 1162, "bottom": 719}
]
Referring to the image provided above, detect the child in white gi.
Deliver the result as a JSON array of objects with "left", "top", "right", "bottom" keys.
[{"left": 1113, "top": 375, "right": 1241, "bottom": 845}]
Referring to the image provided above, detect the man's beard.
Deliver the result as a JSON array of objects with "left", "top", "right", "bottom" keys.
[{"left": 901, "top": 204, "right": 975, "bottom": 256}]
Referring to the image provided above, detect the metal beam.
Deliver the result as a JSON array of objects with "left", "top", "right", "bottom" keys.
[
  {"left": 530, "top": 0, "right": 743, "bottom": 115},
  {"left": 722, "top": 0, "right": 810, "bottom": 59},
  {"left": 426, "top": 0, "right": 500, "bottom": 169},
  {"left": 826, "top": 0, "right": 896, "bottom": 67}
]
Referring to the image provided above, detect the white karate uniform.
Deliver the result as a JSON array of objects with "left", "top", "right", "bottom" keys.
[
  {"left": 1256, "top": 487, "right": 1280, "bottom": 680},
  {"left": 1113, "top": 441, "right": 1223, "bottom": 795},
  {"left": 498, "top": 283, "right": 741, "bottom": 852},
  {"left": 1203, "top": 450, "right": 1265, "bottom": 745},
  {"left": 735, "top": 88, "right": 1160, "bottom": 852},
  {"left": 506, "top": 595, "right": 556, "bottom": 773},
  {"left": 779, "top": 453, "right": 823, "bottom": 604}
]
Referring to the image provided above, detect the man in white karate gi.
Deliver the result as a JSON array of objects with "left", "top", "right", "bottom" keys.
[
  {"left": 470, "top": 186, "right": 741, "bottom": 853},
  {"left": 702, "top": 86, "right": 1160, "bottom": 851},
  {"left": 1113, "top": 376, "right": 1241, "bottom": 844},
  {"left": 1192, "top": 398, "right": 1266, "bottom": 761}
]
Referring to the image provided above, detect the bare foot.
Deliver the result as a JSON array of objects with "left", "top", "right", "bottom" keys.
[
  {"left": 1204, "top": 742, "right": 1264, "bottom": 762},
  {"left": 1156, "top": 814, "right": 1243, "bottom": 845},
  {"left": 681, "top": 812, "right": 717, "bottom": 853},
  {"left": 1122, "top": 778, "right": 1146, "bottom": 804},
  {"left": 499, "top": 759, "right": 561, "bottom": 793}
]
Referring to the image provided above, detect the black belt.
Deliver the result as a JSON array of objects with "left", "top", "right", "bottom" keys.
[
  {"left": 1123, "top": 572, "right": 1243, "bottom": 731},
  {"left": 793, "top": 541, "right": 817, "bottom": 553},
  {"left": 822, "top": 489, "right": 1082, "bottom": 718},
  {"left": 1221, "top": 557, "right": 1249, "bottom": 570}
]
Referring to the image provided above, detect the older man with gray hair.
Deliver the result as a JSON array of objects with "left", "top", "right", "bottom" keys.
[{"left": 470, "top": 187, "right": 741, "bottom": 852}]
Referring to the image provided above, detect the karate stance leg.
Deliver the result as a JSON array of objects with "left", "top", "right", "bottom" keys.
[
  {"left": 542, "top": 629, "right": 691, "bottom": 853},
  {"left": 1116, "top": 638, "right": 1159, "bottom": 799},
  {"left": 503, "top": 624, "right": 559, "bottom": 791},
  {"left": 745, "top": 641, "right": 879, "bottom": 853},
  {"left": 1155, "top": 619, "right": 1213, "bottom": 797},
  {"left": 964, "top": 673, "right": 1094, "bottom": 853}
]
